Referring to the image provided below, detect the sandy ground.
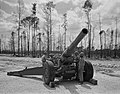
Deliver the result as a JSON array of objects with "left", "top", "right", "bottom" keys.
[{"left": 0, "top": 55, "right": 120, "bottom": 94}]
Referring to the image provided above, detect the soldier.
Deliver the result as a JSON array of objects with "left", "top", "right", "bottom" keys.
[
  {"left": 78, "top": 52, "right": 85, "bottom": 84},
  {"left": 74, "top": 51, "right": 79, "bottom": 62},
  {"left": 73, "top": 51, "right": 79, "bottom": 80},
  {"left": 41, "top": 51, "right": 47, "bottom": 66}
]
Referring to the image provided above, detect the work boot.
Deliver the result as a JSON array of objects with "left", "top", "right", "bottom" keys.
[{"left": 49, "top": 82, "right": 55, "bottom": 88}]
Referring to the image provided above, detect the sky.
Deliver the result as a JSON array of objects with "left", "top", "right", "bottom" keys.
[{"left": 0, "top": 0, "right": 120, "bottom": 49}]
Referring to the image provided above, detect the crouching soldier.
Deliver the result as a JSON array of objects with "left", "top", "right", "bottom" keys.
[{"left": 78, "top": 52, "right": 85, "bottom": 84}]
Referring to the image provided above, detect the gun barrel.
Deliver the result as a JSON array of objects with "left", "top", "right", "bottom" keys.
[{"left": 62, "top": 28, "right": 88, "bottom": 57}]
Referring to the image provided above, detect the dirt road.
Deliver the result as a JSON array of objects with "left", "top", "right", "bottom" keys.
[{"left": 0, "top": 56, "right": 120, "bottom": 94}]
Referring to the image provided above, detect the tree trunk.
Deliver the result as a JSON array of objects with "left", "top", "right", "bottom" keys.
[
  {"left": 21, "top": 35, "right": 23, "bottom": 56},
  {"left": 27, "top": 23, "right": 30, "bottom": 56}
]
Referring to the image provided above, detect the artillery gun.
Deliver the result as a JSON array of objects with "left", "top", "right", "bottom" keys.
[
  {"left": 43, "top": 28, "right": 94, "bottom": 85},
  {"left": 7, "top": 28, "right": 95, "bottom": 87}
]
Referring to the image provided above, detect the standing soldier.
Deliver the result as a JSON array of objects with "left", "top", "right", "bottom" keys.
[
  {"left": 41, "top": 51, "right": 47, "bottom": 66},
  {"left": 73, "top": 51, "right": 79, "bottom": 80},
  {"left": 74, "top": 51, "right": 79, "bottom": 62},
  {"left": 78, "top": 52, "right": 85, "bottom": 84}
]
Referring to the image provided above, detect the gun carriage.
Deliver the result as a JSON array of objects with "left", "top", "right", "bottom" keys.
[{"left": 43, "top": 28, "right": 94, "bottom": 85}]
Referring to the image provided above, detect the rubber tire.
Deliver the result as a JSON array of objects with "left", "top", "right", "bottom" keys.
[
  {"left": 83, "top": 61, "right": 94, "bottom": 81},
  {"left": 43, "top": 60, "right": 55, "bottom": 85}
]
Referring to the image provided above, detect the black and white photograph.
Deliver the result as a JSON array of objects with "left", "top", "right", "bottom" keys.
[{"left": 0, "top": 0, "right": 120, "bottom": 94}]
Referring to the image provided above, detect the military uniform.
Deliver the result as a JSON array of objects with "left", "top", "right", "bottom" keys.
[
  {"left": 41, "top": 54, "right": 47, "bottom": 66},
  {"left": 78, "top": 52, "right": 85, "bottom": 84},
  {"left": 73, "top": 51, "right": 79, "bottom": 80},
  {"left": 74, "top": 51, "right": 79, "bottom": 62}
]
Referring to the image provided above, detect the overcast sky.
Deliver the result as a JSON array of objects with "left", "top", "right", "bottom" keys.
[{"left": 0, "top": 0, "right": 120, "bottom": 49}]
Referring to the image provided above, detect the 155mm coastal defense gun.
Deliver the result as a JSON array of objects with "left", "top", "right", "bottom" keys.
[{"left": 43, "top": 28, "right": 94, "bottom": 85}]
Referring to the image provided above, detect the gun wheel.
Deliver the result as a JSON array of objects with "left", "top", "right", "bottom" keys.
[
  {"left": 83, "top": 61, "right": 94, "bottom": 81},
  {"left": 43, "top": 61, "right": 55, "bottom": 85}
]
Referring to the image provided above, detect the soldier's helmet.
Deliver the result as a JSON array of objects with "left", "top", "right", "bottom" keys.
[
  {"left": 74, "top": 51, "right": 79, "bottom": 56},
  {"left": 79, "top": 52, "right": 84, "bottom": 57}
]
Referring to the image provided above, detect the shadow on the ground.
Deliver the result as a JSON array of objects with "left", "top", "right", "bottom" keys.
[
  {"left": 101, "top": 71, "right": 120, "bottom": 78},
  {"left": 81, "top": 82, "right": 95, "bottom": 89},
  {"left": 55, "top": 79, "right": 96, "bottom": 94}
]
